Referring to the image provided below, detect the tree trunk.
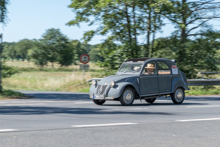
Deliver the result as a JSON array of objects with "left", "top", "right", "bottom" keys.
[
  {"left": 150, "top": 13, "right": 158, "bottom": 58},
  {"left": 146, "top": 2, "right": 152, "bottom": 57},
  {"left": 179, "top": 0, "right": 187, "bottom": 62},
  {"left": 151, "top": 30, "right": 156, "bottom": 58},
  {"left": 125, "top": 4, "right": 133, "bottom": 57},
  {"left": 132, "top": 2, "right": 137, "bottom": 57}
]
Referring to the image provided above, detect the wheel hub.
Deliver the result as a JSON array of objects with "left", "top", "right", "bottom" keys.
[
  {"left": 123, "top": 90, "right": 133, "bottom": 104},
  {"left": 126, "top": 94, "right": 132, "bottom": 101},
  {"left": 175, "top": 89, "right": 183, "bottom": 102}
]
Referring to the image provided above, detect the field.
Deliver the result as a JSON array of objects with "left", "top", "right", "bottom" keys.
[
  {"left": 3, "top": 61, "right": 96, "bottom": 92},
  {"left": 3, "top": 61, "right": 220, "bottom": 95}
]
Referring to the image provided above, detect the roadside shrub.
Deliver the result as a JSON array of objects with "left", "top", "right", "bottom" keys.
[{"left": 2, "top": 63, "right": 20, "bottom": 78}]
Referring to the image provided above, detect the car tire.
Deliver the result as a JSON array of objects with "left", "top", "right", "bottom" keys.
[
  {"left": 119, "top": 87, "right": 135, "bottom": 106},
  {"left": 171, "top": 88, "right": 185, "bottom": 104},
  {"left": 145, "top": 98, "right": 156, "bottom": 104},
  {"left": 93, "top": 100, "right": 106, "bottom": 105}
]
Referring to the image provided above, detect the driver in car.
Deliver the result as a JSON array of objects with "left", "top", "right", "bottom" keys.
[{"left": 145, "top": 63, "right": 155, "bottom": 75}]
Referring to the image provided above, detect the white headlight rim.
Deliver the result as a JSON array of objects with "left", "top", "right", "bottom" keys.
[
  {"left": 111, "top": 81, "right": 116, "bottom": 87},
  {"left": 92, "top": 80, "right": 97, "bottom": 85}
]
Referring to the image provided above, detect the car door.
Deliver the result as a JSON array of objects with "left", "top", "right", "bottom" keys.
[
  {"left": 157, "top": 61, "right": 172, "bottom": 93},
  {"left": 139, "top": 61, "right": 159, "bottom": 95}
]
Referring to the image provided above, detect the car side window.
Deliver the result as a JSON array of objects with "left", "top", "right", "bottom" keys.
[
  {"left": 142, "top": 62, "right": 156, "bottom": 75},
  {"left": 157, "top": 62, "right": 171, "bottom": 75}
]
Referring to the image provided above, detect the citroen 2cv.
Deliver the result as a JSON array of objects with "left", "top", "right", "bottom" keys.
[{"left": 89, "top": 58, "right": 189, "bottom": 106}]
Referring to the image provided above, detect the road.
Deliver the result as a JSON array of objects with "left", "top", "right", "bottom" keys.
[{"left": 0, "top": 91, "right": 220, "bottom": 147}]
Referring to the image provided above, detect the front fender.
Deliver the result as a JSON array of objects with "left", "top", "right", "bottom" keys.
[
  {"left": 89, "top": 84, "right": 97, "bottom": 98},
  {"left": 107, "top": 82, "right": 140, "bottom": 99}
]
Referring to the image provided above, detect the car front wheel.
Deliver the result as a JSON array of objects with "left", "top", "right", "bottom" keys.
[
  {"left": 120, "top": 87, "right": 135, "bottom": 106},
  {"left": 93, "top": 100, "right": 106, "bottom": 105},
  {"left": 145, "top": 98, "right": 156, "bottom": 104},
  {"left": 171, "top": 88, "right": 185, "bottom": 104}
]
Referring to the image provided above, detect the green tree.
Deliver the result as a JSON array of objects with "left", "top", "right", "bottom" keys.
[
  {"left": 40, "top": 28, "right": 74, "bottom": 67},
  {"left": 0, "top": 0, "right": 8, "bottom": 24},
  {"left": 0, "top": 0, "right": 9, "bottom": 92},
  {"left": 89, "top": 47, "right": 104, "bottom": 62},
  {"left": 152, "top": 30, "right": 220, "bottom": 78},
  {"left": 15, "top": 39, "right": 33, "bottom": 61},
  {"left": 162, "top": 0, "right": 220, "bottom": 63},
  {"left": 28, "top": 40, "right": 48, "bottom": 67},
  {"left": 3, "top": 43, "right": 17, "bottom": 61},
  {"left": 67, "top": 0, "right": 170, "bottom": 70},
  {"left": 57, "top": 43, "right": 74, "bottom": 67},
  {"left": 70, "top": 40, "right": 87, "bottom": 64},
  {"left": 2, "top": 63, "right": 19, "bottom": 78}
]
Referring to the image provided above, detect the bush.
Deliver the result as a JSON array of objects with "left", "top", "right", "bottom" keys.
[{"left": 2, "top": 63, "right": 20, "bottom": 78}]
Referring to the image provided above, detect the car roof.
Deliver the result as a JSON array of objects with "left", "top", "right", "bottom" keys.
[
  {"left": 125, "top": 58, "right": 150, "bottom": 62},
  {"left": 125, "top": 58, "right": 177, "bottom": 65}
]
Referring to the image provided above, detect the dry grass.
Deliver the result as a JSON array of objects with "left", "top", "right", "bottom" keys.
[
  {"left": 3, "top": 61, "right": 102, "bottom": 92},
  {"left": 3, "top": 71, "right": 93, "bottom": 92},
  {"left": 5, "top": 61, "right": 102, "bottom": 69}
]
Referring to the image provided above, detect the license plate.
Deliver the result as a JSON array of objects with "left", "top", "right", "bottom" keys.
[{"left": 94, "top": 94, "right": 104, "bottom": 99}]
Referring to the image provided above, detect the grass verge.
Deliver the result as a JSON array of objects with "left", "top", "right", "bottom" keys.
[
  {"left": 186, "top": 86, "right": 220, "bottom": 96},
  {"left": 3, "top": 71, "right": 93, "bottom": 92},
  {"left": 0, "top": 90, "right": 29, "bottom": 100}
]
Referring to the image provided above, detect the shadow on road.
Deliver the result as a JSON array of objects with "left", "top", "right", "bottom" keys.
[
  {"left": 0, "top": 106, "right": 174, "bottom": 116},
  {"left": 22, "top": 92, "right": 220, "bottom": 102},
  {"left": 23, "top": 93, "right": 90, "bottom": 101},
  {"left": 185, "top": 96, "right": 220, "bottom": 101},
  {"left": 104, "top": 102, "right": 208, "bottom": 106}
]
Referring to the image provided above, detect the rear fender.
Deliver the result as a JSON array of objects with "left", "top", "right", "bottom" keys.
[{"left": 171, "top": 77, "right": 187, "bottom": 93}]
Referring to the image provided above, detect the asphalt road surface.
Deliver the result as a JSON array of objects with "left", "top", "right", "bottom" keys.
[{"left": 0, "top": 91, "right": 220, "bottom": 147}]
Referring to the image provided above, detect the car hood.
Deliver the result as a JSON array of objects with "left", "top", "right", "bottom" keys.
[{"left": 98, "top": 74, "right": 138, "bottom": 85}]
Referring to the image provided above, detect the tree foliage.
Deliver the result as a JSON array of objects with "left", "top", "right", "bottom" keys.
[
  {"left": 0, "top": 0, "right": 8, "bottom": 24},
  {"left": 67, "top": 0, "right": 170, "bottom": 59},
  {"left": 153, "top": 30, "right": 220, "bottom": 78},
  {"left": 28, "top": 40, "right": 48, "bottom": 67},
  {"left": 68, "top": 0, "right": 220, "bottom": 78},
  {"left": 30, "top": 28, "right": 75, "bottom": 67},
  {"left": 162, "top": 0, "right": 220, "bottom": 63},
  {"left": 2, "top": 63, "right": 19, "bottom": 78},
  {"left": 15, "top": 39, "right": 33, "bottom": 61}
]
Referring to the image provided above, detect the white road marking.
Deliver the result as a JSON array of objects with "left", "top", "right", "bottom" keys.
[
  {"left": 0, "top": 102, "right": 7, "bottom": 104},
  {"left": 3, "top": 103, "right": 45, "bottom": 106},
  {"left": 74, "top": 102, "right": 93, "bottom": 104},
  {"left": 102, "top": 108, "right": 148, "bottom": 111},
  {"left": 0, "top": 129, "right": 18, "bottom": 132},
  {"left": 187, "top": 105, "right": 220, "bottom": 108},
  {"left": 176, "top": 118, "right": 220, "bottom": 122},
  {"left": 0, "top": 101, "right": 92, "bottom": 105},
  {"left": 72, "top": 123, "right": 137, "bottom": 128}
]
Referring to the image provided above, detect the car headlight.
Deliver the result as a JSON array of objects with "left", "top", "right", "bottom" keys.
[
  {"left": 110, "top": 81, "right": 116, "bottom": 87},
  {"left": 92, "top": 80, "right": 97, "bottom": 86}
]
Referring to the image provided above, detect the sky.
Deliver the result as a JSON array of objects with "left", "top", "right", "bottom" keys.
[{"left": 0, "top": 0, "right": 220, "bottom": 45}]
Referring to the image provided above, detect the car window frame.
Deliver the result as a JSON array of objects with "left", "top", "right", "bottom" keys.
[
  {"left": 140, "top": 60, "right": 157, "bottom": 76},
  {"left": 117, "top": 62, "right": 144, "bottom": 75},
  {"left": 157, "top": 60, "right": 171, "bottom": 75}
]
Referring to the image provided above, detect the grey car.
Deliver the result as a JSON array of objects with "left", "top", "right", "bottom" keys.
[{"left": 89, "top": 58, "right": 189, "bottom": 106}]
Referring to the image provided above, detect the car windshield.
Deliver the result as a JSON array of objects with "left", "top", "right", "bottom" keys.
[{"left": 119, "top": 63, "right": 143, "bottom": 73}]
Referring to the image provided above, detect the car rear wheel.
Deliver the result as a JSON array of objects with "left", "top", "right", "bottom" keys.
[
  {"left": 145, "top": 98, "right": 156, "bottom": 104},
  {"left": 93, "top": 100, "right": 106, "bottom": 105},
  {"left": 171, "top": 88, "right": 185, "bottom": 104},
  {"left": 120, "top": 87, "right": 135, "bottom": 106}
]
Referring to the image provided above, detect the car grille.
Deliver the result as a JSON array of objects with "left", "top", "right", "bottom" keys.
[{"left": 96, "top": 85, "right": 108, "bottom": 95}]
